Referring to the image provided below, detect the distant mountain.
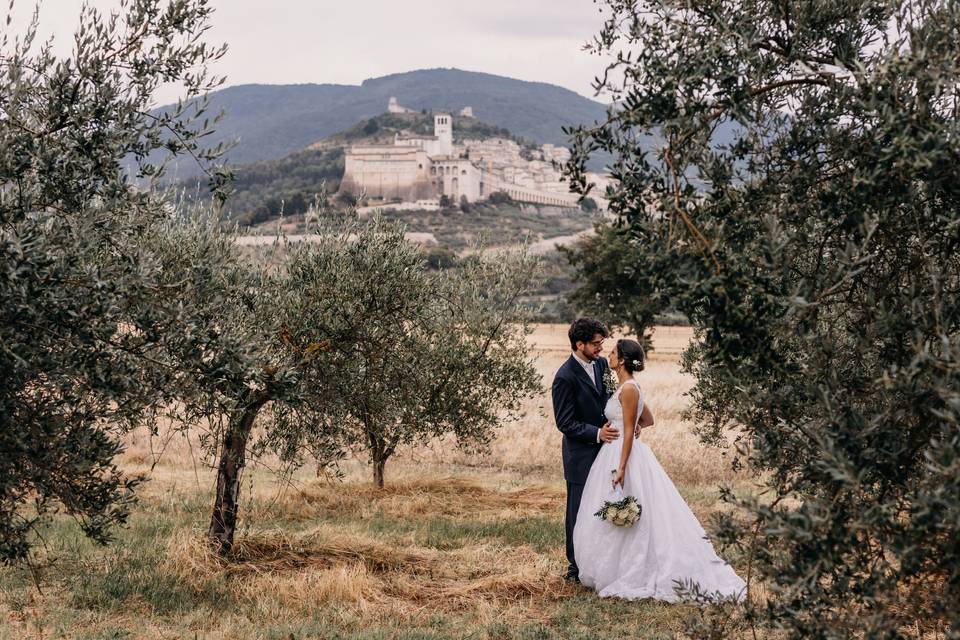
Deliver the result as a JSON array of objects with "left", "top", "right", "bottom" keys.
[{"left": 159, "top": 68, "right": 611, "bottom": 179}]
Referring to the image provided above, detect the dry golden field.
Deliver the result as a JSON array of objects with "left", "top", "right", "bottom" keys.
[{"left": 1, "top": 325, "right": 756, "bottom": 640}]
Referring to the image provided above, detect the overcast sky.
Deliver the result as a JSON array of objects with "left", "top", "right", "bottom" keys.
[{"left": 7, "top": 1, "right": 612, "bottom": 106}]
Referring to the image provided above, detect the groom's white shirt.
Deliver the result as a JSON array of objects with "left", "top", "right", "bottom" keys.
[
  {"left": 572, "top": 351, "right": 604, "bottom": 443},
  {"left": 572, "top": 351, "right": 596, "bottom": 385}
]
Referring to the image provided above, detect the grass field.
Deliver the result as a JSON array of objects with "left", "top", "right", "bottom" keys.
[
  {"left": 0, "top": 325, "right": 757, "bottom": 640},
  {"left": 250, "top": 204, "right": 597, "bottom": 253}
]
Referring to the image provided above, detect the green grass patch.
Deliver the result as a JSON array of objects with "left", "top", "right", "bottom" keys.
[
  {"left": 358, "top": 514, "right": 563, "bottom": 551},
  {"left": 67, "top": 547, "right": 232, "bottom": 614},
  {"left": 75, "top": 629, "right": 132, "bottom": 640}
]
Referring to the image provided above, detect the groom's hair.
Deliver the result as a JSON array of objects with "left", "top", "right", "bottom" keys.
[{"left": 568, "top": 318, "right": 609, "bottom": 350}]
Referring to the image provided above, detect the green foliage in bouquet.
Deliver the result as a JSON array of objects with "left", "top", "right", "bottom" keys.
[
  {"left": 566, "top": 0, "right": 960, "bottom": 636},
  {"left": 595, "top": 495, "right": 642, "bottom": 528}
]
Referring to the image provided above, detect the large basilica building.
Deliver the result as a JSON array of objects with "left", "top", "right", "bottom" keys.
[{"left": 338, "top": 100, "right": 585, "bottom": 208}]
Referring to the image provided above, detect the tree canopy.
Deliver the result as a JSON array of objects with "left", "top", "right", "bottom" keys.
[
  {"left": 560, "top": 219, "right": 665, "bottom": 346},
  {"left": 566, "top": 0, "right": 960, "bottom": 636},
  {"left": 285, "top": 218, "right": 542, "bottom": 487},
  {"left": 0, "top": 0, "right": 231, "bottom": 561}
]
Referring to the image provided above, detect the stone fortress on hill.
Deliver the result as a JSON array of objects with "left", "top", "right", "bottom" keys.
[{"left": 338, "top": 97, "right": 598, "bottom": 209}]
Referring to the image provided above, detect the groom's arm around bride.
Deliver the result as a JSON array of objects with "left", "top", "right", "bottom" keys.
[{"left": 552, "top": 380, "right": 619, "bottom": 444}]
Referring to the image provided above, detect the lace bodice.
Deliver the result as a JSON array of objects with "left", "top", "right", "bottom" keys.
[{"left": 604, "top": 379, "right": 644, "bottom": 438}]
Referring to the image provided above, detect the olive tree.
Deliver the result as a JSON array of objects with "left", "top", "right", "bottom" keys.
[
  {"left": 138, "top": 215, "right": 345, "bottom": 555},
  {"left": 560, "top": 218, "right": 666, "bottom": 347},
  {"left": 567, "top": 0, "right": 960, "bottom": 636},
  {"left": 0, "top": 0, "right": 229, "bottom": 561},
  {"left": 283, "top": 218, "right": 543, "bottom": 487}
]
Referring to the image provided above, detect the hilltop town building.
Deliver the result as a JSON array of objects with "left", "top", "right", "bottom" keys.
[
  {"left": 340, "top": 101, "right": 583, "bottom": 208},
  {"left": 387, "top": 96, "right": 415, "bottom": 114},
  {"left": 389, "top": 96, "right": 476, "bottom": 119}
]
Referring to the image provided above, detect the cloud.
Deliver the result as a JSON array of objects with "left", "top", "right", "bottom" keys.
[
  {"left": 4, "top": 0, "right": 609, "bottom": 103},
  {"left": 463, "top": 0, "right": 604, "bottom": 40}
]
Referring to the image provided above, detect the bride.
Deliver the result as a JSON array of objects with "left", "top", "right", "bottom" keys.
[{"left": 573, "top": 338, "right": 746, "bottom": 602}]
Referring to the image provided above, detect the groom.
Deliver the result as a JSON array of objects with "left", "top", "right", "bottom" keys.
[{"left": 552, "top": 318, "right": 620, "bottom": 582}]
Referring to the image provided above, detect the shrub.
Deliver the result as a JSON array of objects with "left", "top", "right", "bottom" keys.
[{"left": 487, "top": 191, "right": 513, "bottom": 205}]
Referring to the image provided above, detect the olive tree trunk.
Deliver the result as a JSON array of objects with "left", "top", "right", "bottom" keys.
[
  {"left": 372, "top": 457, "right": 387, "bottom": 488},
  {"left": 207, "top": 389, "right": 270, "bottom": 554},
  {"left": 366, "top": 427, "right": 394, "bottom": 488}
]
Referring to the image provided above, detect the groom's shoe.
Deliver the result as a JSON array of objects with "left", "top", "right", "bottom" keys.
[{"left": 563, "top": 567, "right": 581, "bottom": 583}]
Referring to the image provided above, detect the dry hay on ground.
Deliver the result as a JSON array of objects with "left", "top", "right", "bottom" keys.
[
  {"left": 159, "top": 477, "right": 577, "bottom": 627},
  {"left": 165, "top": 523, "right": 576, "bottom": 626},
  {"left": 285, "top": 476, "right": 563, "bottom": 522}
]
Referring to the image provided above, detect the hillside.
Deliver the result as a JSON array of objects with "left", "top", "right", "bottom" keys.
[
  {"left": 157, "top": 68, "right": 610, "bottom": 179},
  {"left": 308, "top": 111, "right": 530, "bottom": 151},
  {"left": 204, "top": 112, "right": 539, "bottom": 226}
]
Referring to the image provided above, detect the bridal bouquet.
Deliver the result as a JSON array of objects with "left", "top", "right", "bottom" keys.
[
  {"left": 594, "top": 495, "right": 642, "bottom": 527},
  {"left": 602, "top": 367, "right": 618, "bottom": 394}
]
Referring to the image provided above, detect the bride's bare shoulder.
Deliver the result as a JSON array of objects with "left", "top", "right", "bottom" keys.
[{"left": 620, "top": 382, "right": 640, "bottom": 403}]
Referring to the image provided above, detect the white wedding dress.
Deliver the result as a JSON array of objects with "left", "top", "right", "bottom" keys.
[{"left": 573, "top": 379, "right": 746, "bottom": 602}]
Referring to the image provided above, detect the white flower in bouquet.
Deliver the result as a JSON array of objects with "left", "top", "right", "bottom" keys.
[{"left": 594, "top": 495, "right": 643, "bottom": 528}]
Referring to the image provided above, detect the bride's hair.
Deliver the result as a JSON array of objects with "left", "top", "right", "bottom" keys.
[{"left": 616, "top": 339, "right": 645, "bottom": 373}]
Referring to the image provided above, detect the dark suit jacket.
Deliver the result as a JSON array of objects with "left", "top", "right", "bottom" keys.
[{"left": 551, "top": 355, "right": 610, "bottom": 484}]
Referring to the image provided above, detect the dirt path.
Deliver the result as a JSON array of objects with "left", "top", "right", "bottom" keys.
[
  {"left": 526, "top": 230, "right": 594, "bottom": 254},
  {"left": 235, "top": 232, "right": 438, "bottom": 246}
]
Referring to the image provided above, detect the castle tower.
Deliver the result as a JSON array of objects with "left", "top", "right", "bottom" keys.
[
  {"left": 434, "top": 113, "right": 453, "bottom": 156},
  {"left": 388, "top": 96, "right": 415, "bottom": 114}
]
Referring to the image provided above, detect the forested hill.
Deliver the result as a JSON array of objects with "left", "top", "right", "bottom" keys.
[{"left": 158, "top": 68, "right": 609, "bottom": 178}]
